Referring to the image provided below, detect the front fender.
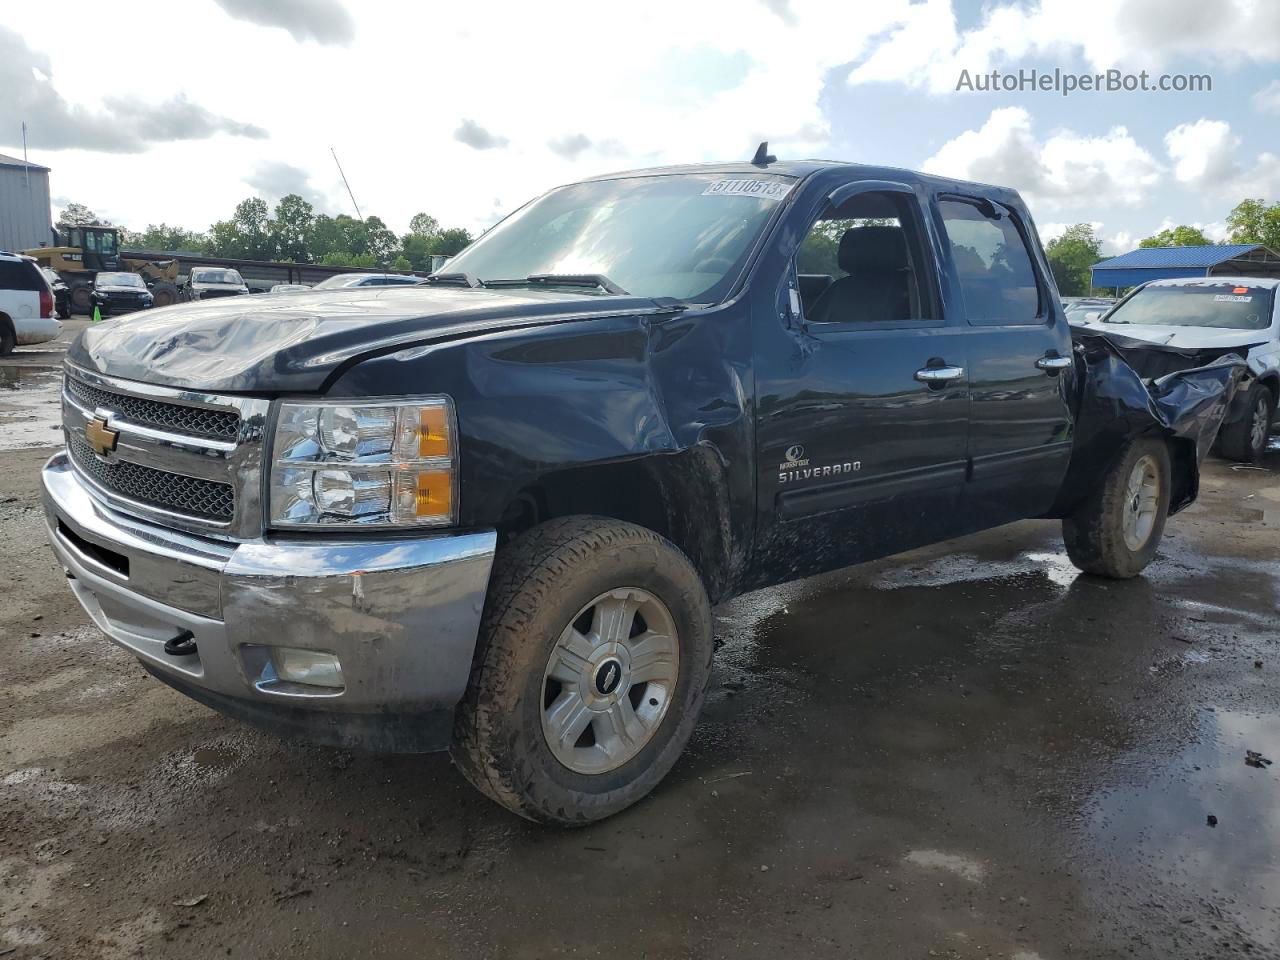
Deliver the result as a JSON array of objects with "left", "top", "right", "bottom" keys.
[{"left": 327, "top": 306, "right": 757, "bottom": 600}]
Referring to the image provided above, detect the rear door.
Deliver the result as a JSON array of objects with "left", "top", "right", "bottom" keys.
[
  {"left": 934, "top": 196, "right": 1075, "bottom": 525},
  {"left": 751, "top": 180, "right": 972, "bottom": 583}
]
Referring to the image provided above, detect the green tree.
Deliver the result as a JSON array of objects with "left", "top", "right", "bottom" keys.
[
  {"left": 400, "top": 213, "right": 474, "bottom": 270},
  {"left": 269, "top": 194, "right": 315, "bottom": 262},
  {"left": 207, "top": 198, "right": 273, "bottom": 259},
  {"left": 319, "top": 250, "right": 377, "bottom": 268},
  {"left": 1138, "top": 225, "right": 1211, "bottom": 248},
  {"left": 390, "top": 255, "right": 413, "bottom": 273},
  {"left": 408, "top": 212, "right": 440, "bottom": 238},
  {"left": 1226, "top": 198, "right": 1280, "bottom": 250},
  {"left": 1044, "top": 223, "right": 1103, "bottom": 297},
  {"left": 434, "top": 227, "right": 473, "bottom": 256},
  {"left": 120, "top": 223, "right": 208, "bottom": 252},
  {"left": 57, "top": 202, "right": 110, "bottom": 227}
]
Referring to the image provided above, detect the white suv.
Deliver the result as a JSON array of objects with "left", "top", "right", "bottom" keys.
[{"left": 0, "top": 252, "right": 62, "bottom": 354}]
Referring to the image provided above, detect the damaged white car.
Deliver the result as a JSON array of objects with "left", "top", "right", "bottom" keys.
[{"left": 1073, "top": 277, "right": 1279, "bottom": 462}]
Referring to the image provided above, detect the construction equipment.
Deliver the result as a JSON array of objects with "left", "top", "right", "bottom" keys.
[{"left": 23, "top": 224, "right": 181, "bottom": 314}]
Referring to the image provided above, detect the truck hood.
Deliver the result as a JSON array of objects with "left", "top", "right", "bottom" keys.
[
  {"left": 1071, "top": 319, "right": 1272, "bottom": 351},
  {"left": 68, "top": 285, "right": 661, "bottom": 393}
]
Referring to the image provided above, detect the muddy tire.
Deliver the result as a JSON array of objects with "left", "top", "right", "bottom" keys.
[
  {"left": 0, "top": 316, "right": 14, "bottom": 355},
  {"left": 149, "top": 281, "right": 180, "bottom": 308},
  {"left": 1063, "top": 436, "right": 1171, "bottom": 579},
  {"left": 69, "top": 282, "right": 93, "bottom": 316},
  {"left": 1218, "top": 383, "right": 1274, "bottom": 464},
  {"left": 451, "top": 516, "right": 713, "bottom": 825}
]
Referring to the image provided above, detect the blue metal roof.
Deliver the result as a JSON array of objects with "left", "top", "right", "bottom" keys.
[
  {"left": 1090, "top": 244, "right": 1278, "bottom": 288},
  {"left": 1092, "top": 244, "right": 1261, "bottom": 270}
]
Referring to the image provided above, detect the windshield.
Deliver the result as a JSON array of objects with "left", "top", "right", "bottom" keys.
[
  {"left": 313, "top": 274, "right": 366, "bottom": 289},
  {"left": 192, "top": 269, "right": 243, "bottom": 285},
  {"left": 443, "top": 173, "right": 794, "bottom": 302},
  {"left": 95, "top": 272, "right": 144, "bottom": 288},
  {"left": 1104, "top": 284, "right": 1275, "bottom": 330}
]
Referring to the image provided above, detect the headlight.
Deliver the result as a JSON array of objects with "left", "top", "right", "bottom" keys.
[{"left": 269, "top": 397, "right": 457, "bottom": 528}]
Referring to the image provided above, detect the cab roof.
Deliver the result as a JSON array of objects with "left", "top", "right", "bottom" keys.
[{"left": 577, "top": 158, "right": 1028, "bottom": 208}]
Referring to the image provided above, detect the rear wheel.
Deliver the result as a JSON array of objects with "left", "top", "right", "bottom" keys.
[
  {"left": 451, "top": 516, "right": 713, "bottom": 825},
  {"left": 0, "top": 316, "right": 14, "bottom": 355},
  {"left": 1219, "top": 383, "right": 1274, "bottom": 463},
  {"left": 1063, "top": 436, "right": 1171, "bottom": 579}
]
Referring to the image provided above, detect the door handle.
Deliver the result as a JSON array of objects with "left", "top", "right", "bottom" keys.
[
  {"left": 1036, "top": 355, "right": 1073, "bottom": 372},
  {"left": 914, "top": 365, "right": 964, "bottom": 384}
]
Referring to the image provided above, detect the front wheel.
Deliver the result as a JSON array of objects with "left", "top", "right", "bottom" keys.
[
  {"left": 1063, "top": 436, "right": 1171, "bottom": 579},
  {"left": 1219, "top": 383, "right": 1274, "bottom": 463},
  {"left": 451, "top": 516, "right": 713, "bottom": 825}
]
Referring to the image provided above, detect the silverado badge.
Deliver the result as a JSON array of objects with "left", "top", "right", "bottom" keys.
[{"left": 85, "top": 416, "right": 120, "bottom": 457}]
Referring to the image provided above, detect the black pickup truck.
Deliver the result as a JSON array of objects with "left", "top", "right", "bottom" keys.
[{"left": 42, "top": 156, "right": 1241, "bottom": 824}]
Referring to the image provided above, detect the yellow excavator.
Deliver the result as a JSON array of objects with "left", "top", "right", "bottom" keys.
[{"left": 24, "top": 224, "right": 181, "bottom": 314}]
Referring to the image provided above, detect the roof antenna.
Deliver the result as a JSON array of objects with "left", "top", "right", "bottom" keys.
[{"left": 751, "top": 141, "right": 776, "bottom": 167}]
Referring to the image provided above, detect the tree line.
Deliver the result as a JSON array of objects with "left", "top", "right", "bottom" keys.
[
  {"left": 58, "top": 197, "right": 474, "bottom": 273},
  {"left": 1045, "top": 198, "right": 1280, "bottom": 296}
]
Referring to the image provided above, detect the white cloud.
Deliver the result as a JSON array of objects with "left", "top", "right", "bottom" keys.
[
  {"left": 1254, "top": 80, "right": 1280, "bottom": 116},
  {"left": 923, "top": 107, "right": 1163, "bottom": 212},
  {"left": 848, "top": 0, "right": 1280, "bottom": 93},
  {"left": 1165, "top": 118, "right": 1280, "bottom": 198},
  {"left": 0, "top": 26, "right": 266, "bottom": 153},
  {"left": 212, "top": 0, "right": 355, "bottom": 45},
  {"left": 453, "top": 119, "right": 509, "bottom": 151}
]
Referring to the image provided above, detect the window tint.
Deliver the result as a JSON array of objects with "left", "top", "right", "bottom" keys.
[
  {"left": 794, "top": 191, "right": 936, "bottom": 325},
  {"left": 938, "top": 199, "right": 1041, "bottom": 325},
  {"left": 0, "top": 260, "right": 46, "bottom": 292}
]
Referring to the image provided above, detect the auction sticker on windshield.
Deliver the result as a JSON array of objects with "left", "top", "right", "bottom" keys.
[{"left": 702, "top": 179, "right": 791, "bottom": 201}]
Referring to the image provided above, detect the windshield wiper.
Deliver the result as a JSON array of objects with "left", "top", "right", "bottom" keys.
[
  {"left": 485, "top": 274, "right": 630, "bottom": 296},
  {"left": 424, "top": 272, "right": 484, "bottom": 288}
]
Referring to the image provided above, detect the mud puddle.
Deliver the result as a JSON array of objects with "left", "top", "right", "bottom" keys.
[{"left": 0, "top": 367, "right": 63, "bottom": 451}]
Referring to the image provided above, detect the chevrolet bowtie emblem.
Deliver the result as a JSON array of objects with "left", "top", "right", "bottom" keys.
[{"left": 85, "top": 416, "right": 119, "bottom": 457}]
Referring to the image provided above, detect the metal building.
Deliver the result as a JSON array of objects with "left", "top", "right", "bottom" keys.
[
  {"left": 0, "top": 153, "right": 52, "bottom": 254},
  {"left": 1091, "top": 243, "right": 1280, "bottom": 289}
]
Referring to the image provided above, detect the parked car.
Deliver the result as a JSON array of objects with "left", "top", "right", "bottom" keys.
[
  {"left": 1072, "top": 277, "right": 1278, "bottom": 462},
  {"left": 184, "top": 267, "right": 250, "bottom": 302},
  {"left": 90, "top": 272, "right": 154, "bottom": 317},
  {"left": 311, "top": 272, "right": 424, "bottom": 289},
  {"left": 42, "top": 158, "right": 1242, "bottom": 825},
  {"left": 41, "top": 267, "right": 72, "bottom": 320},
  {"left": 1062, "top": 297, "right": 1117, "bottom": 323},
  {"left": 269, "top": 283, "right": 311, "bottom": 293},
  {"left": 0, "top": 251, "right": 61, "bottom": 353}
]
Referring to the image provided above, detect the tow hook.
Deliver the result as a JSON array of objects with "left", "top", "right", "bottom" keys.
[{"left": 163, "top": 630, "right": 198, "bottom": 657}]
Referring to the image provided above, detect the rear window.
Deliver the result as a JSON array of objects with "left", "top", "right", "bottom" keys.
[
  {"left": 939, "top": 199, "right": 1042, "bottom": 325},
  {"left": 0, "top": 259, "right": 46, "bottom": 292},
  {"left": 1104, "top": 285, "right": 1276, "bottom": 330}
]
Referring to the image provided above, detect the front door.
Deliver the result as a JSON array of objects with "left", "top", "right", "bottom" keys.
[{"left": 751, "top": 183, "right": 972, "bottom": 585}]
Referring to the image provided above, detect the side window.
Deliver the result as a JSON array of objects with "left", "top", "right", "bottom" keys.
[
  {"left": 795, "top": 190, "right": 937, "bottom": 326},
  {"left": 938, "top": 199, "right": 1042, "bottom": 325}
]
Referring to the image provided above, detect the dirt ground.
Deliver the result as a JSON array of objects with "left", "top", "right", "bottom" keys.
[{"left": 2, "top": 323, "right": 1279, "bottom": 959}]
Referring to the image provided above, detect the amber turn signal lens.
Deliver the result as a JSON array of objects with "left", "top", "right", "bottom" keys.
[
  {"left": 417, "top": 406, "right": 450, "bottom": 458},
  {"left": 415, "top": 470, "right": 452, "bottom": 518}
]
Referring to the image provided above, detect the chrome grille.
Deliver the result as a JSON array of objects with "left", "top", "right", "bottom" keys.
[
  {"left": 61, "top": 364, "right": 270, "bottom": 538},
  {"left": 67, "top": 433, "right": 235, "bottom": 521},
  {"left": 66, "top": 376, "right": 240, "bottom": 440}
]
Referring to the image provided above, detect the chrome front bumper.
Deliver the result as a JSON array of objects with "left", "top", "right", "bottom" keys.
[{"left": 41, "top": 452, "right": 497, "bottom": 752}]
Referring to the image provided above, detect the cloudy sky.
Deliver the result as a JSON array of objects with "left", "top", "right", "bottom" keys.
[{"left": 5, "top": 0, "right": 1278, "bottom": 254}]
